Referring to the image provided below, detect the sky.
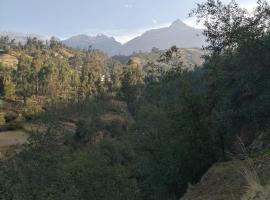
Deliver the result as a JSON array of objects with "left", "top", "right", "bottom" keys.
[{"left": 0, "top": 0, "right": 258, "bottom": 43}]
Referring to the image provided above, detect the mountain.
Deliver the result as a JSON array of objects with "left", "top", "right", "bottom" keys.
[
  {"left": 117, "top": 19, "right": 205, "bottom": 55},
  {"left": 0, "top": 32, "right": 50, "bottom": 44},
  {"left": 62, "top": 34, "right": 122, "bottom": 56},
  {"left": 1, "top": 20, "right": 205, "bottom": 56}
]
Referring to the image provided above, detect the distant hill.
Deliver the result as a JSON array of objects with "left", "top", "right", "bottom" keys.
[
  {"left": 117, "top": 20, "right": 205, "bottom": 55},
  {"left": 0, "top": 32, "right": 51, "bottom": 44},
  {"left": 61, "top": 19, "right": 205, "bottom": 56},
  {"left": 113, "top": 48, "right": 205, "bottom": 68},
  {"left": 62, "top": 34, "right": 122, "bottom": 56},
  {"left": 1, "top": 20, "right": 206, "bottom": 56}
]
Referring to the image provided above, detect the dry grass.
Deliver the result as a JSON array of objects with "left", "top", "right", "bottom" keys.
[
  {"left": 0, "top": 130, "right": 28, "bottom": 158},
  {"left": 181, "top": 136, "right": 270, "bottom": 200},
  {"left": 241, "top": 162, "right": 270, "bottom": 200},
  {"left": 0, "top": 130, "right": 28, "bottom": 147},
  {"left": 0, "top": 54, "right": 18, "bottom": 69},
  {"left": 59, "top": 48, "right": 74, "bottom": 58},
  {"left": 237, "top": 137, "right": 270, "bottom": 200}
]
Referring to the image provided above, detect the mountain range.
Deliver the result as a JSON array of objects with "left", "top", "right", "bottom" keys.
[{"left": 1, "top": 20, "right": 205, "bottom": 56}]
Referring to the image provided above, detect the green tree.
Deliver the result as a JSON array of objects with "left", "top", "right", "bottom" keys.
[
  {"left": 110, "top": 61, "right": 123, "bottom": 93},
  {"left": 80, "top": 51, "right": 107, "bottom": 99},
  {"left": 31, "top": 51, "right": 43, "bottom": 95},
  {"left": 191, "top": 0, "right": 270, "bottom": 149},
  {"left": 0, "top": 63, "right": 16, "bottom": 100},
  {"left": 121, "top": 60, "right": 144, "bottom": 114},
  {"left": 17, "top": 54, "right": 33, "bottom": 103}
]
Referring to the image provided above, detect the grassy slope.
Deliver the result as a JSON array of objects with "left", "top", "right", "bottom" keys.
[
  {"left": 181, "top": 150, "right": 270, "bottom": 200},
  {"left": 0, "top": 53, "right": 18, "bottom": 69}
]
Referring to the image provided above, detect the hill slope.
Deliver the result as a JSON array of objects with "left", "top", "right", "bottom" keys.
[
  {"left": 117, "top": 20, "right": 205, "bottom": 55},
  {"left": 62, "top": 34, "right": 122, "bottom": 56},
  {"left": 113, "top": 48, "right": 205, "bottom": 68},
  {"left": 181, "top": 151, "right": 270, "bottom": 200}
]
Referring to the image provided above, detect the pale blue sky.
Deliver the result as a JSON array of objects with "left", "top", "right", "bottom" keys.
[{"left": 0, "top": 0, "right": 257, "bottom": 43}]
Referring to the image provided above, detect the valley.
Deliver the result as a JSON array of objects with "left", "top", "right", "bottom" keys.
[{"left": 0, "top": 0, "right": 270, "bottom": 200}]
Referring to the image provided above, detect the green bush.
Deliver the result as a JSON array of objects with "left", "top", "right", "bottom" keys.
[{"left": 22, "top": 96, "right": 44, "bottom": 120}]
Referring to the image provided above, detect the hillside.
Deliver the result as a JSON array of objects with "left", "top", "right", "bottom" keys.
[
  {"left": 113, "top": 48, "right": 205, "bottom": 69},
  {"left": 181, "top": 151, "right": 270, "bottom": 200},
  {"left": 62, "top": 34, "right": 122, "bottom": 56}
]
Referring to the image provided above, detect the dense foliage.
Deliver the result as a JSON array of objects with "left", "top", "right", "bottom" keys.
[{"left": 0, "top": 1, "right": 269, "bottom": 199}]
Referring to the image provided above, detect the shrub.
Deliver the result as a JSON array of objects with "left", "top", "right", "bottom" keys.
[
  {"left": 22, "top": 96, "right": 44, "bottom": 120},
  {"left": 4, "top": 111, "right": 18, "bottom": 123}
]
